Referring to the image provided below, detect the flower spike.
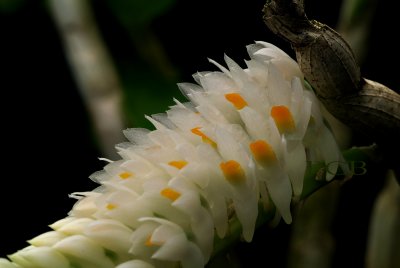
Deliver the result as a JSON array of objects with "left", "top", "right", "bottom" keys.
[{"left": 2, "top": 41, "right": 346, "bottom": 268}]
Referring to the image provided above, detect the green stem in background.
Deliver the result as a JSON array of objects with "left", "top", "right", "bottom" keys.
[
  {"left": 49, "top": 0, "right": 126, "bottom": 159},
  {"left": 104, "top": 0, "right": 179, "bottom": 81},
  {"left": 130, "top": 26, "right": 179, "bottom": 81},
  {"left": 366, "top": 170, "right": 400, "bottom": 268},
  {"left": 337, "top": 0, "right": 378, "bottom": 64}
]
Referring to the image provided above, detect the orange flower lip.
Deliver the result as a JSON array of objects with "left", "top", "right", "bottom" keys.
[
  {"left": 270, "top": 105, "right": 296, "bottom": 134},
  {"left": 119, "top": 171, "right": 133, "bottom": 179},
  {"left": 250, "top": 140, "right": 277, "bottom": 166},
  {"left": 220, "top": 160, "right": 246, "bottom": 184},
  {"left": 225, "top": 93, "right": 248, "bottom": 110},
  {"left": 161, "top": 188, "right": 181, "bottom": 201},
  {"left": 168, "top": 160, "right": 188, "bottom": 170},
  {"left": 191, "top": 127, "right": 217, "bottom": 148}
]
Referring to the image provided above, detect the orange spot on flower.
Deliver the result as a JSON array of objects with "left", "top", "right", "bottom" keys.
[
  {"left": 191, "top": 127, "right": 217, "bottom": 148},
  {"left": 270, "top": 105, "right": 296, "bottom": 134},
  {"left": 220, "top": 160, "right": 246, "bottom": 184},
  {"left": 145, "top": 235, "right": 154, "bottom": 247},
  {"left": 168, "top": 160, "right": 188, "bottom": 170},
  {"left": 225, "top": 93, "right": 248, "bottom": 110},
  {"left": 250, "top": 140, "right": 277, "bottom": 166},
  {"left": 119, "top": 171, "right": 133, "bottom": 179},
  {"left": 161, "top": 188, "right": 181, "bottom": 201},
  {"left": 145, "top": 234, "right": 163, "bottom": 247},
  {"left": 106, "top": 203, "right": 117, "bottom": 210}
]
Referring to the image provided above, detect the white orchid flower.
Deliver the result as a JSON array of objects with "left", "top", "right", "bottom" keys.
[{"left": 1, "top": 41, "right": 347, "bottom": 268}]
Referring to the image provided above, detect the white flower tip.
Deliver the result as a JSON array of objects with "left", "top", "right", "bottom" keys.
[
  {"left": 0, "top": 258, "right": 21, "bottom": 268},
  {"left": 242, "top": 229, "right": 255, "bottom": 242},
  {"left": 282, "top": 214, "right": 292, "bottom": 224},
  {"left": 116, "top": 260, "right": 155, "bottom": 268}
]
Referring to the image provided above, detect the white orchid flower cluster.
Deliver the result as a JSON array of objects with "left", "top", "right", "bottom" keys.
[{"left": 0, "top": 41, "right": 347, "bottom": 268}]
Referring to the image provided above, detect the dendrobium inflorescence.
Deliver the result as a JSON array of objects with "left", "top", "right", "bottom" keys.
[{"left": 0, "top": 41, "right": 348, "bottom": 268}]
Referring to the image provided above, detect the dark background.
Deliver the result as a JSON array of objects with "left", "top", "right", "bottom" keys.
[{"left": 0, "top": 0, "right": 397, "bottom": 267}]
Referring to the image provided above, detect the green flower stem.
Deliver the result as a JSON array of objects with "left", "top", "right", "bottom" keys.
[{"left": 302, "top": 146, "right": 376, "bottom": 199}]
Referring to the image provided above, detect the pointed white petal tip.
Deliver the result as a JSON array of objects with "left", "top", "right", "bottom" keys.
[
  {"left": 116, "top": 260, "right": 155, "bottom": 268},
  {"left": 10, "top": 247, "right": 70, "bottom": 268},
  {"left": 0, "top": 258, "right": 21, "bottom": 268}
]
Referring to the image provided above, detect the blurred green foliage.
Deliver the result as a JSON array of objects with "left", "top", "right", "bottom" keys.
[
  {"left": 120, "top": 62, "right": 184, "bottom": 130},
  {"left": 101, "top": 0, "right": 181, "bottom": 129},
  {"left": 104, "top": 0, "right": 176, "bottom": 30},
  {"left": 0, "top": 0, "right": 25, "bottom": 13},
  {"left": 340, "top": 0, "right": 375, "bottom": 25}
]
